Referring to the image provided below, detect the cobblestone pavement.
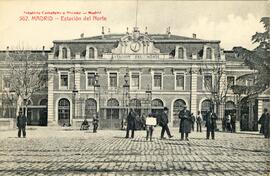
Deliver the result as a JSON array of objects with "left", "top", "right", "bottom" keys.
[{"left": 0, "top": 127, "right": 269, "bottom": 176}]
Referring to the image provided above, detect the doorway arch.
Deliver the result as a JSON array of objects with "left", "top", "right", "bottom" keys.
[
  {"left": 58, "top": 98, "right": 70, "bottom": 126},
  {"left": 85, "top": 98, "right": 97, "bottom": 119},
  {"left": 173, "top": 99, "right": 187, "bottom": 127}
]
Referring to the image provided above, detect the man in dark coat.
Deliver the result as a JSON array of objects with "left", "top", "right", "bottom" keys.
[
  {"left": 17, "top": 110, "right": 27, "bottom": 138},
  {"left": 196, "top": 111, "right": 202, "bottom": 132},
  {"left": 204, "top": 110, "right": 217, "bottom": 140},
  {"left": 92, "top": 116, "right": 99, "bottom": 133},
  {"left": 160, "top": 107, "right": 173, "bottom": 139},
  {"left": 258, "top": 108, "right": 267, "bottom": 135},
  {"left": 230, "top": 113, "right": 236, "bottom": 133},
  {"left": 263, "top": 113, "right": 270, "bottom": 138},
  {"left": 191, "top": 113, "right": 195, "bottom": 131},
  {"left": 179, "top": 105, "right": 192, "bottom": 140},
  {"left": 125, "top": 108, "right": 137, "bottom": 138}
]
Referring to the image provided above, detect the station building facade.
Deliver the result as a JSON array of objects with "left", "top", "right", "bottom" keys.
[{"left": 0, "top": 27, "right": 269, "bottom": 129}]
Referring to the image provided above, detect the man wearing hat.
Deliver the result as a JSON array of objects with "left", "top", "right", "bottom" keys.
[
  {"left": 160, "top": 107, "right": 173, "bottom": 139},
  {"left": 125, "top": 108, "right": 137, "bottom": 138},
  {"left": 17, "top": 109, "right": 27, "bottom": 138},
  {"left": 178, "top": 105, "right": 192, "bottom": 140}
]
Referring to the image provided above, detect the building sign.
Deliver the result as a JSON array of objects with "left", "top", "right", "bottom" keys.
[{"left": 103, "top": 54, "right": 169, "bottom": 59}]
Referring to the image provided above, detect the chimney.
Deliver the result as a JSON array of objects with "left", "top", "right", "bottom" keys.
[
  {"left": 80, "top": 33, "right": 84, "bottom": 38},
  {"left": 126, "top": 27, "right": 129, "bottom": 34},
  {"left": 42, "top": 46, "right": 45, "bottom": 56},
  {"left": 192, "top": 33, "right": 196, "bottom": 39},
  {"left": 102, "top": 26, "right": 105, "bottom": 39},
  {"left": 145, "top": 26, "right": 148, "bottom": 35},
  {"left": 108, "top": 28, "right": 110, "bottom": 34},
  {"left": 167, "top": 27, "right": 171, "bottom": 38}
]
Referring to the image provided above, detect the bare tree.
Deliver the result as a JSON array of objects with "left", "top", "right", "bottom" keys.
[
  {"left": 5, "top": 49, "right": 47, "bottom": 118},
  {"left": 201, "top": 62, "right": 232, "bottom": 120}
]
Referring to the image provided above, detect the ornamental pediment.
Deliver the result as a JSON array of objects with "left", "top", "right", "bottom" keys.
[{"left": 111, "top": 28, "right": 160, "bottom": 54}]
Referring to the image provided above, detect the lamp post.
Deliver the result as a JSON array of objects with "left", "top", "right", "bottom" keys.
[
  {"left": 72, "top": 85, "right": 78, "bottom": 125},
  {"left": 123, "top": 73, "right": 130, "bottom": 128},
  {"left": 145, "top": 84, "right": 152, "bottom": 114},
  {"left": 94, "top": 73, "right": 100, "bottom": 119}
]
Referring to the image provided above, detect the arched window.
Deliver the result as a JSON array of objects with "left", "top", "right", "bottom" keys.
[
  {"left": 201, "top": 99, "right": 212, "bottom": 117},
  {"left": 62, "top": 47, "right": 68, "bottom": 59},
  {"left": 178, "top": 47, "right": 184, "bottom": 59},
  {"left": 151, "top": 99, "right": 163, "bottom": 107},
  {"left": 85, "top": 98, "right": 97, "bottom": 119},
  {"left": 151, "top": 99, "right": 164, "bottom": 116},
  {"left": 225, "top": 101, "right": 236, "bottom": 116},
  {"left": 40, "top": 99, "right": 48, "bottom": 106},
  {"left": 58, "top": 98, "right": 70, "bottom": 126},
  {"left": 89, "top": 47, "right": 95, "bottom": 58},
  {"left": 130, "top": 98, "right": 141, "bottom": 116},
  {"left": 107, "top": 98, "right": 119, "bottom": 119},
  {"left": 173, "top": 99, "right": 186, "bottom": 126},
  {"left": 206, "top": 48, "right": 212, "bottom": 60}
]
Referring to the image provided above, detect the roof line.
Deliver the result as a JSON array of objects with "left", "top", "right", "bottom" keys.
[{"left": 53, "top": 40, "right": 220, "bottom": 43}]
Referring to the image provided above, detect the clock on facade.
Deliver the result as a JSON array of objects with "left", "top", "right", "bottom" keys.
[{"left": 130, "top": 41, "right": 141, "bottom": 52}]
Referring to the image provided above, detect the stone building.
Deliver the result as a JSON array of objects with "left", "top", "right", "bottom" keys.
[{"left": 0, "top": 27, "right": 268, "bottom": 129}]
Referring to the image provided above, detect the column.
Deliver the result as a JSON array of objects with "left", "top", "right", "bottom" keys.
[
  {"left": 47, "top": 66, "right": 56, "bottom": 125},
  {"left": 190, "top": 67, "right": 198, "bottom": 114},
  {"left": 74, "top": 66, "right": 81, "bottom": 119},
  {"left": 219, "top": 70, "right": 226, "bottom": 120},
  {"left": 257, "top": 99, "right": 263, "bottom": 120}
]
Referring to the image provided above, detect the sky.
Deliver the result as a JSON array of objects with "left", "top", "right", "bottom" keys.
[{"left": 0, "top": 0, "right": 269, "bottom": 50}]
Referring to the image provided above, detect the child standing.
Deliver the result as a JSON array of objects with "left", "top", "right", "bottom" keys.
[{"left": 145, "top": 113, "right": 157, "bottom": 141}]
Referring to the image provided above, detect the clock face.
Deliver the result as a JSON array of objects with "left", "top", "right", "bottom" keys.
[{"left": 130, "top": 41, "right": 141, "bottom": 52}]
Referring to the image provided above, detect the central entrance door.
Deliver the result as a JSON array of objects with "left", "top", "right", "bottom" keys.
[{"left": 58, "top": 98, "right": 70, "bottom": 126}]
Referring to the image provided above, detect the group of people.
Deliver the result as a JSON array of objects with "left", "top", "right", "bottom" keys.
[
  {"left": 80, "top": 116, "right": 99, "bottom": 133},
  {"left": 16, "top": 107, "right": 270, "bottom": 140},
  {"left": 125, "top": 105, "right": 217, "bottom": 141},
  {"left": 258, "top": 108, "right": 270, "bottom": 138},
  {"left": 179, "top": 105, "right": 217, "bottom": 140}
]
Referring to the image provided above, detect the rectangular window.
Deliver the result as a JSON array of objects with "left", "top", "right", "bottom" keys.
[
  {"left": 204, "top": 74, "right": 212, "bottom": 90},
  {"left": 154, "top": 73, "right": 162, "bottom": 89},
  {"left": 87, "top": 72, "right": 95, "bottom": 87},
  {"left": 131, "top": 73, "right": 140, "bottom": 89},
  {"left": 60, "top": 72, "right": 68, "bottom": 89},
  {"left": 109, "top": 73, "right": 117, "bottom": 88},
  {"left": 176, "top": 73, "right": 184, "bottom": 90}
]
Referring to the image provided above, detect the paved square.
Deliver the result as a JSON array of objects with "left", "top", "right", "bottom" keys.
[{"left": 0, "top": 127, "right": 269, "bottom": 176}]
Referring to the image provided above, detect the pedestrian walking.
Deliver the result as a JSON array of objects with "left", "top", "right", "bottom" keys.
[
  {"left": 179, "top": 105, "right": 192, "bottom": 141},
  {"left": 92, "top": 115, "right": 99, "bottom": 133},
  {"left": 191, "top": 113, "right": 195, "bottom": 131},
  {"left": 258, "top": 108, "right": 267, "bottom": 135},
  {"left": 222, "top": 117, "right": 226, "bottom": 131},
  {"left": 205, "top": 110, "right": 217, "bottom": 140},
  {"left": 125, "top": 108, "right": 137, "bottom": 138},
  {"left": 225, "top": 114, "right": 232, "bottom": 132},
  {"left": 196, "top": 111, "right": 202, "bottom": 132},
  {"left": 145, "top": 113, "right": 157, "bottom": 141},
  {"left": 17, "top": 110, "right": 27, "bottom": 138},
  {"left": 160, "top": 107, "right": 173, "bottom": 139},
  {"left": 231, "top": 113, "right": 236, "bottom": 133},
  {"left": 261, "top": 108, "right": 270, "bottom": 138}
]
